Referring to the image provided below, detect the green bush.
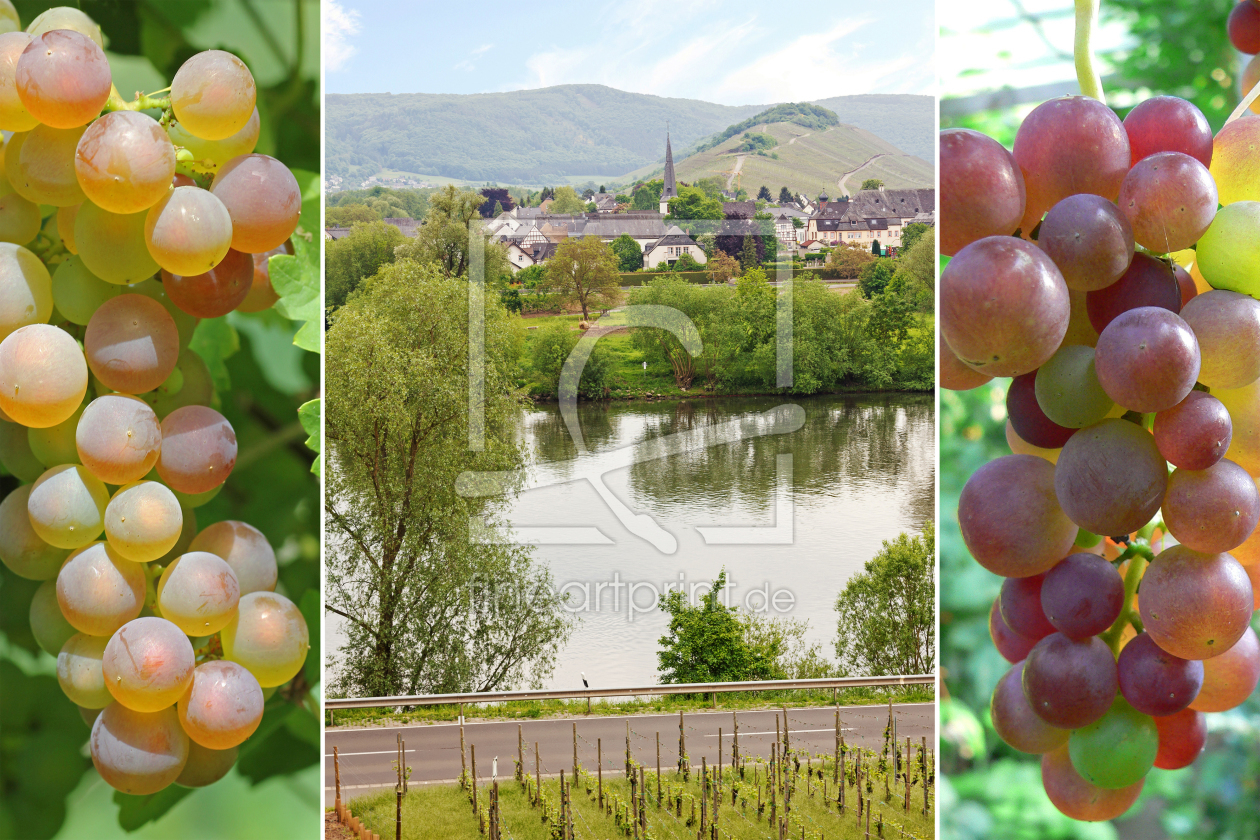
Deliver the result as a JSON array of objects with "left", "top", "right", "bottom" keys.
[{"left": 529, "top": 322, "right": 615, "bottom": 399}]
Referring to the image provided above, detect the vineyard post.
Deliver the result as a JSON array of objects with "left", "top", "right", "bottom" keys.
[
  {"left": 866, "top": 797, "right": 871, "bottom": 840},
  {"left": 782, "top": 706, "right": 789, "bottom": 756},
  {"left": 630, "top": 767, "right": 640, "bottom": 840},
  {"left": 834, "top": 709, "right": 840, "bottom": 785},
  {"left": 857, "top": 759, "right": 863, "bottom": 822},
  {"left": 905, "top": 736, "right": 911, "bottom": 812},
  {"left": 806, "top": 757, "right": 811, "bottom": 797},
  {"left": 492, "top": 781, "right": 500, "bottom": 840},
  {"left": 733, "top": 711, "right": 740, "bottom": 774},
  {"left": 471, "top": 745, "right": 479, "bottom": 818},
  {"left": 639, "top": 765, "right": 647, "bottom": 831},
  {"left": 598, "top": 738, "right": 604, "bottom": 807},
  {"left": 893, "top": 714, "right": 898, "bottom": 778},
  {"left": 770, "top": 745, "right": 777, "bottom": 826},
  {"left": 395, "top": 786, "right": 402, "bottom": 840},
  {"left": 700, "top": 755, "right": 708, "bottom": 834},
  {"left": 333, "top": 746, "right": 342, "bottom": 819},
  {"left": 656, "top": 732, "right": 662, "bottom": 807},
  {"left": 535, "top": 742, "right": 541, "bottom": 807},
  {"left": 559, "top": 770, "right": 567, "bottom": 840},
  {"left": 679, "top": 710, "right": 686, "bottom": 777},
  {"left": 573, "top": 722, "right": 578, "bottom": 780},
  {"left": 626, "top": 721, "right": 632, "bottom": 779},
  {"left": 460, "top": 711, "right": 468, "bottom": 789},
  {"left": 712, "top": 760, "right": 720, "bottom": 830},
  {"left": 923, "top": 737, "right": 929, "bottom": 814},
  {"left": 718, "top": 727, "right": 723, "bottom": 793},
  {"left": 517, "top": 725, "right": 523, "bottom": 783},
  {"left": 402, "top": 739, "right": 407, "bottom": 794}
]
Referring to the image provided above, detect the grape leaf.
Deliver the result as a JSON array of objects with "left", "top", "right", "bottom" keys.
[
  {"left": 237, "top": 714, "right": 319, "bottom": 785},
  {"left": 227, "top": 310, "right": 313, "bottom": 396},
  {"left": 271, "top": 168, "right": 321, "bottom": 354},
  {"left": 299, "top": 588, "right": 321, "bottom": 684},
  {"left": 189, "top": 317, "right": 240, "bottom": 394},
  {"left": 298, "top": 398, "right": 321, "bottom": 476},
  {"left": 113, "top": 786, "right": 193, "bottom": 832}
]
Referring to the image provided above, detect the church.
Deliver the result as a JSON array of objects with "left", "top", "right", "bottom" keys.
[{"left": 659, "top": 132, "right": 678, "bottom": 214}]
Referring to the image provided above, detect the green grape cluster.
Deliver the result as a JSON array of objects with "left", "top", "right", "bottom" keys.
[
  {"left": 0, "top": 3, "right": 309, "bottom": 797},
  {"left": 941, "top": 79, "right": 1260, "bottom": 821}
]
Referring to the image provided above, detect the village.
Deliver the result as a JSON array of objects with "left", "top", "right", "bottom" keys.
[{"left": 325, "top": 132, "right": 935, "bottom": 274}]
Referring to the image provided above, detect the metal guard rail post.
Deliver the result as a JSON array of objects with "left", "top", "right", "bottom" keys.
[{"left": 324, "top": 674, "right": 936, "bottom": 709}]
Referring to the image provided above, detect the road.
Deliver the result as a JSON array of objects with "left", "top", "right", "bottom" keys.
[
  {"left": 837, "top": 153, "right": 893, "bottom": 195},
  {"left": 325, "top": 702, "right": 933, "bottom": 805}
]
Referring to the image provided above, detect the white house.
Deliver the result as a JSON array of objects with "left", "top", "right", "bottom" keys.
[{"left": 643, "top": 226, "right": 708, "bottom": 269}]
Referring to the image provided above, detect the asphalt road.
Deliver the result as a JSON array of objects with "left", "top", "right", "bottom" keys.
[{"left": 325, "top": 702, "right": 934, "bottom": 806}]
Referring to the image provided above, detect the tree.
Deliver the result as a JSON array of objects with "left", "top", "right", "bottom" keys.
[
  {"left": 479, "top": 187, "right": 516, "bottom": 218},
  {"left": 757, "top": 185, "right": 772, "bottom": 201},
  {"left": 696, "top": 231, "right": 717, "bottom": 257},
  {"left": 859, "top": 258, "right": 896, "bottom": 298},
  {"left": 631, "top": 179, "right": 664, "bottom": 210},
  {"left": 598, "top": 184, "right": 605, "bottom": 193},
  {"left": 530, "top": 322, "right": 614, "bottom": 399},
  {"left": 326, "top": 203, "right": 380, "bottom": 226},
  {"left": 657, "top": 570, "right": 776, "bottom": 684},
  {"left": 706, "top": 250, "right": 740, "bottom": 284},
  {"left": 826, "top": 242, "right": 876, "bottom": 279},
  {"left": 900, "top": 222, "right": 929, "bottom": 253},
  {"left": 792, "top": 217, "right": 804, "bottom": 230},
  {"left": 540, "top": 236, "right": 624, "bottom": 320},
  {"left": 326, "top": 221, "right": 407, "bottom": 310},
  {"left": 611, "top": 233, "right": 644, "bottom": 272},
  {"left": 892, "top": 233, "right": 935, "bottom": 312},
  {"left": 861, "top": 178, "right": 884, "bottom": 191},
  {"left": 550, "top": 186, "right": 587, "bottom": 214},
  {"left": 738, "top": 236, "right": 758, "bottom": 271},
  {"left": 675, "top": 252, "right": 702, "bottom": 270},
  {"left": 834, "top": 524, "right": 934, "bottom": 676},
  {"left": 394, "top": 185, "right": 512, "bottom": 284},
  {"left": 694, "top": 176, "right": 725, "bottom": 200},
  {"left": 779, "top": 186, "right": 792, "bottom": 203},
  {"left": 871, "top": 239, "right": 882, "bottom": 256},
  {"left": 325, "top": 260, "right": 571, "bottom": 698},
  {"left": 515, "top": 263, "right": 545, "bottom": 289},
  {"left": 666, "top": 186, "right": 724, "bottom": 220}
]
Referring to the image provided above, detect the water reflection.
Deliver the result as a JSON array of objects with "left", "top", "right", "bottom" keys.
[{"left": 512, "top": 394, "right": 935, "bottom": 689}]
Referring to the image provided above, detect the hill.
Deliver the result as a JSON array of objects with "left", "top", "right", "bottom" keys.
[
  {"left": 627, "top": 119, "right": 933, "bottom": 197},
  {"left": 326, "top": 85, "right": 932, "bottom": 188}
]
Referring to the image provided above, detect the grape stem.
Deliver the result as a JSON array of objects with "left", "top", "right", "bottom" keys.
[
  {"left": 1073, "top": 0, "right": 1105, "bottom": 104},
  {"left": 101, "top": 88, "right": 173, "bottom": 115},
  {"left": 1101, "top": 544, "right": 1153, "bottom": 655},
  {"left": 1227, "top": 76, "right": 1260, "bottom": 126}
]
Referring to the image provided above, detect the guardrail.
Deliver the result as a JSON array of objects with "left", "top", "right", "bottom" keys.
[{"left": 324, "top": 674, "right": 936, "bottom": 710}]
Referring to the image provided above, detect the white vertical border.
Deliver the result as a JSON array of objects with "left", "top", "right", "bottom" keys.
[
  {"left": 317, "top": 0, "right": 328, "bottom": 826},
  {"left": 933, "top": 0, "right": 943, "bottom": 831}
]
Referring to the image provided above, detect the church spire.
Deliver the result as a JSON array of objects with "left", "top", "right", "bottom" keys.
[{"left": 661, "top": 130, "right": 677, "bottom": 200}]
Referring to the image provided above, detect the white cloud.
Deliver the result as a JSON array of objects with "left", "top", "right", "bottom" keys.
[
  {"left": 717, "top": 18, "right": 922, "bottom": 101},
  {"left": 470, "top": 44, "right": 494, "bottom": 58},
  {"left": 324, "top": 0, "right": 361, "bottom": 73}
]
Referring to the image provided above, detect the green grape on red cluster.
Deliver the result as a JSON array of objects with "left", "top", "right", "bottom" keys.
[
  {"left": 0, "top": 4, "right": 309, "bottom": 800},
  {"left": 944, "top": 62, "right": 1260, "bottom": 820}
]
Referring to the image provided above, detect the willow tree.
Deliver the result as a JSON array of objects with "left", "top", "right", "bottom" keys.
[{"left": 325, "top": 258, "right": 570, "bottom": 698}]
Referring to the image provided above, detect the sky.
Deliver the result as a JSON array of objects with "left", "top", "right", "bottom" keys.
[{"left": 323, "top": 0, "right": 935, "bottom": 103}]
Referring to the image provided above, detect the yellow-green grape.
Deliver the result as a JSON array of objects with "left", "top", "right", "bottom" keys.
[
  {"left": 1, "top": 129, "right": 20, "bottom": 187},
  {"left": 0, "top": 483, "right": 69, "bottom": 579},
  {"left": 220, "top": 591, "right": 308, "bottom": 687},
  {"left": 143, "top": 347, "right": 213, "bottom": 418},
  {"left": 144, "top": 186, "right": 233, "bottom": 277},
  {"left": 74, "top": 202, "right": 159, "bottom": 285},
  {"left": 1210, "top": 116, "right": 1260, "bottom": 207},
  {"left": 104, "top": 481, "right": 182, "bottom": 563},
  {"left": 101, "top": 616, "right": 195, "bottom": 712},
  {"left": 27, "top": 399, "right": 83, "bottom": 466},
  {"left": 57, "top": 632, "right": 112, "bottom": 708},
  {"left": 0, "top": 1, "right": 19, "bottom": 35},
  {"left": 57, "top": 202, "right": 78, "bottom": 253},
  {"left": 1197, "top": 202, "right": 1260, "bottom": 297},
  {"left": 84, "top": 294, "right": 179, "bottom": 395},
  {"left": 156, "top": 551, "right": 239, "bottom": 636},
  {"left": 56, "top": 541, "right": 144, "bottom": 636},
  {"left": 156, "top": 505, "right": 196, "bottom": 565},
  {"left": 167, "top": 107, "right": 259, "bottom": 171},
  {"left": 30, "top": 578, "right": 76, "bottom": 655},
  {"left": 76, "top": 394, "right": 161, "bottom": 485},
  {"left": 10, "top": 123, "right": 87, "bottom": 206},
  {"left": 170, "top": 51, "right": 256, "bottom": 141},
  {"left": 0, "top": 31, "right": 36, "bottom": 131},
  {"left": 0, "top": 177, "right": 42, "bottom": 245},
  {"left": 0, "top": 324, "right": 88, "bottom": 428},
  {"left": 175, "top": 741, "right": 237, "bottom": 788},
  {"left": 78, "top": 705, "right": 101, "bottom": 727},
  {"left": 210, "top": 155, "right": 301, "bottom": 253},
  {"left": 0, "top": 417, "right": 43, "bottom": 480},
  {"left": 26, "top": 7, "right": 104, "bottom": 48},
  {"left": 177, "top": 660, "right": 263, "bottom": 749},
  {"left": 189, "top": 520, "right": 277, "bottom": 595},
  {"left": 29, "top": 463, "right": 109, "bottom": 549},
  {"left": 51, "top": 255, "right": 118, "bottom": 325},
  {"left": 0, "top": 240, "right": 52, "bottom": 341},
  {"left": 75, "top": 111, "right": 176, "bottom": 214},
  {"left": 90, "top": 703, "right": 190, "bottom": 795},
  {"left": 125, "top": 277, "right": 199, "bottom": 350},
  {"left": 15, "top": 29, "right": 111, "bottom": 129}
]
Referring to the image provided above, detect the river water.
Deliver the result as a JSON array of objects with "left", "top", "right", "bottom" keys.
[
  {"left": 324, "top": 393, "right": 934, "bottom": 692},
  {"left": 507, "top": 393, "right": 935, "bottom": 690}
]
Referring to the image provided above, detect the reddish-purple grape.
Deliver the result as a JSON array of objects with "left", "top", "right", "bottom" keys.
[
  {"left": 1122, "top": 95, "right": 1214, "bottom": 168},
  {"left": 1093, "top": 306, "right": 1200, "bottom": 413},
  {"left": 940, "top": 128, "right": 1026, "bottom": 255},
  {"left": 1152, "top": 391, "right": 1231, "bottom": 470},
  {"left": 1117, "top": 632, "right": 1203, "bottom": 716},
  {"left": 1040, "top": 552, "right": 1124, "bottom": 639},
  {"left": 1038, "top": 193, "right": 1134, "bottom": 292},
  {"left": 1023, "top": 632, "right": 1118, "bottom": 729},
  {"left": 1085, "top": 253, "right": 1181, "bottom": 334},
  {"left": 1054, "top": 419, "right": 1167, "bottom": 537},
  {"left": 1000, "top": 572, "right": 1057, "bottom": 640}
]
